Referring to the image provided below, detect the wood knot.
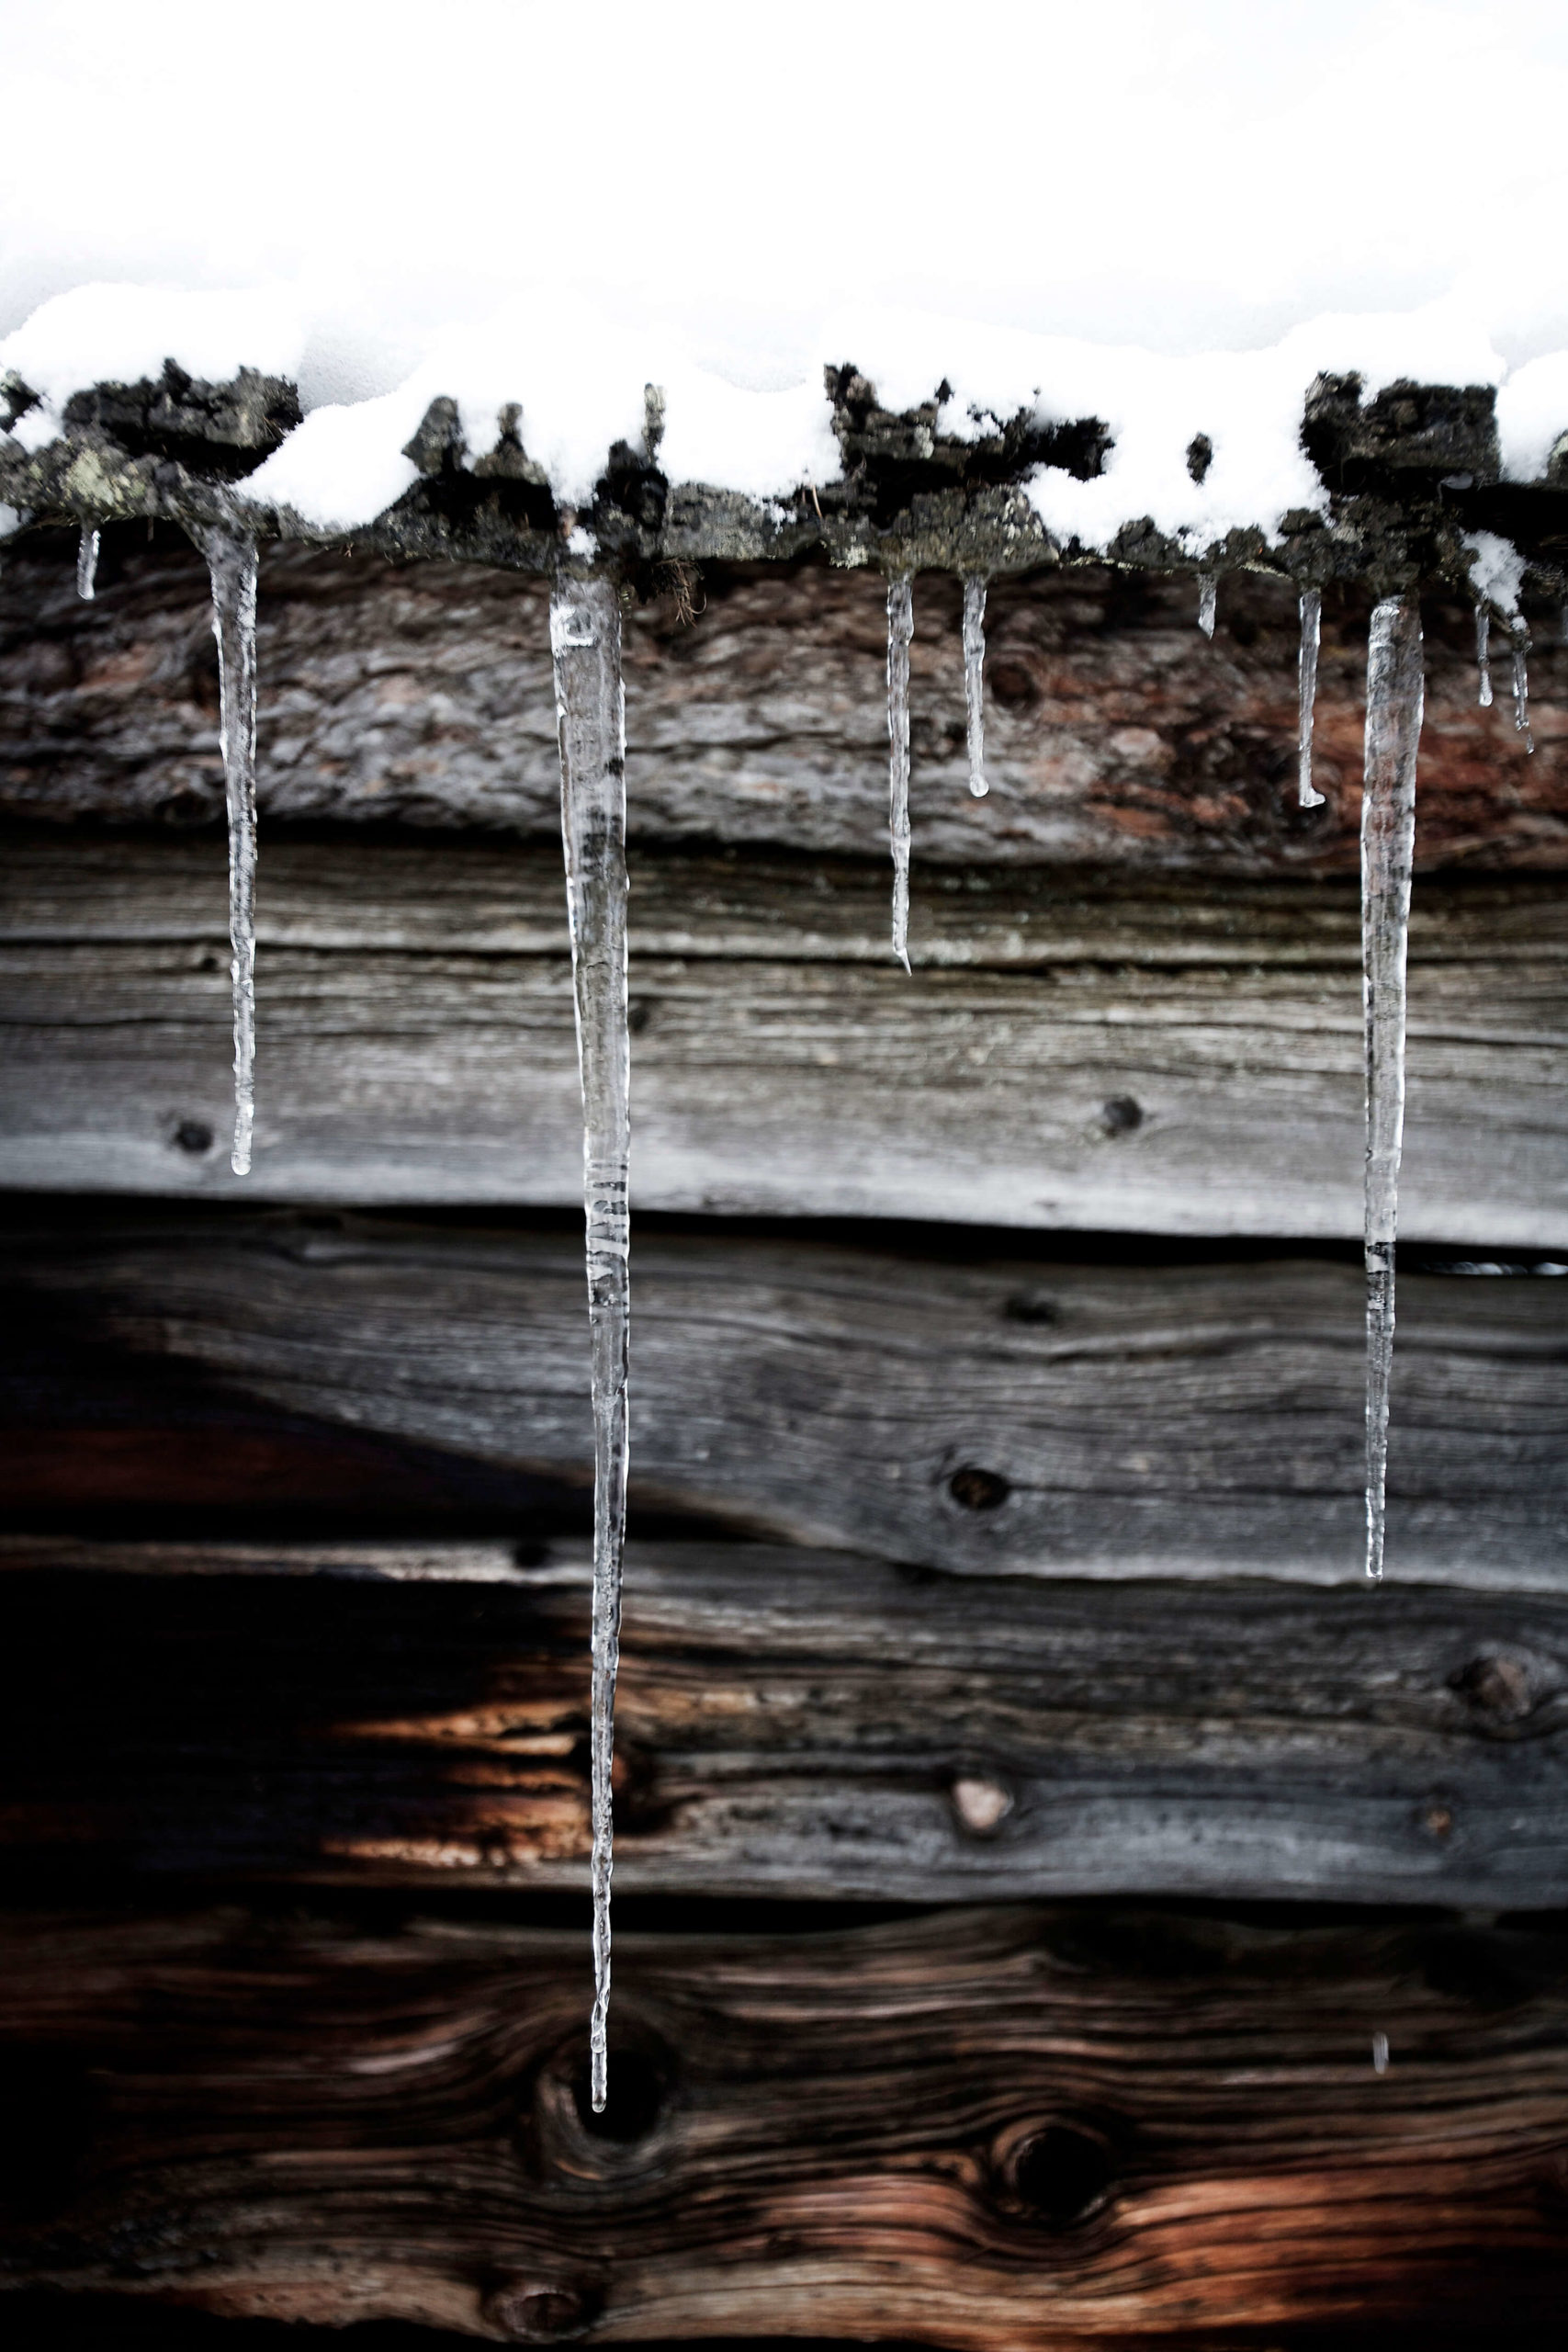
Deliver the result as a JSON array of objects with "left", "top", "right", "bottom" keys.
[
  {"left": 948, "top": 1465, "right": 1010, "bottom": 1512},
  {"left": 994, "top": 2117, "right": 1117, "bottom": 2228},
  {"left": 951, "top": 1774, "right": 1014, "bottom": 1838},
  {"left": 484, "top": 2278, "right": 602, "bottom": 2344},
  {"left": 1450, "top": 1651, "right": 1540, "bottom": 1725},
  {"left": 1100, "top": 1094, "right": 1144, "bottom": 1136}
]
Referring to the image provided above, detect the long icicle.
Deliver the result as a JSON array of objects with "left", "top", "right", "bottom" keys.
[
  {"left": 1511, "top": 616, "right": 1533, "bottom": 752},
  {"left": 1297, "top": 587, "right": 1325, "bottom": 807},
  {"left": 963, "top": 574, "right": 988, "bottom": 797},
  {"left": 1197, "top": 573, "right": 1217, "bottom": 639},
  {"left": 76, "top": 525, "right": 99, "bottom": 601},
  {"left": 1360, "top": 594, "right": 1423, "bottom": 1583},
  {"left": 886, "top": 572, "right": 914, "bottom": 969},
  {"left": 1474, "top": 603, "right": 1493, "bottom": 707},
  {"left": 549, "top": 573, "right": 630, "bottom": 2115},
  {"left": 190, "top": 521, "right": 260, "bottom": 1177}
]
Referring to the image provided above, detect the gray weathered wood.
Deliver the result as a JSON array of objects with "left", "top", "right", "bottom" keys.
[
  {"left": 2, "top": 541, "right": 1563, "bottom": 868},
  {"left": 4, "top": 835, "right": 1566, "bottom": 1238},
  {"left": 4, "top": 1901, "right": 1566, "bottom": 2342},
  {"left": 4, "top": 1209, "right": 1563, "bottom": 1589},
  {"left": 4, "top": 1533, "right": 1567, "bottom": 1905}
]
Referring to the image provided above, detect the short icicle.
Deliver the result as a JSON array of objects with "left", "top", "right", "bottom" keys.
[
  {"left": 962, "top": 574, "right": 988, "bottom": 797},
  {"left": 1511, "top": 617, "right": 1533, "bottom": 752},
  {"left": 1197, "top": 573, "right": 1217, "bottom": 639},
  {"left": 76, "top": 526, "right": 99, "bottom": 601},
  {"left": 1474, "top": 604, "right": 1493, "bottom": 707},
  {"left": 189, "top": 520, "right": 260, "bottom": 1177},
  {"left": 549, "top": 573, "right": 630, "bottom": 2115},
  {"left": 886, "top": 572, "right": 914, "bottom": 969},
  {"left": 1360, "top": 594, "right": 1424, "bottom": 1582},
  {"left": 1297, "top": 588, "right": 1325, "bottom": 807}
]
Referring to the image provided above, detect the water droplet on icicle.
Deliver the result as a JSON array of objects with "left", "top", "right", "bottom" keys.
[
  {"left": 1297, "top": 588, "right": 1325, "bottom": 807},
  {"left": 886, "top": 572, "right": 914, "bottom": 970},
  {"left": 549, "top": 574, "right": 630, "bottom": 2117},
  {"left": 1197, "top": 573, "right": 1217, "bottom": 639},
  {"left": 963, "top": 574, "right": 988, "bottom": 797},
  {"left": 1511, "top": 618, "right": 1534, "bottom": 752},
  {"left": 1474, "top": 604, "right": 1493, "bottom": 707},
  {"left": 1360, "top": 595, "right": 1424, "bottom": 1583},
  {"left": 76, "top": 526, "right": 99, "bottom": 601},
  {"left": 188, "top": 520, "right": 260, "bottom": 1178}
]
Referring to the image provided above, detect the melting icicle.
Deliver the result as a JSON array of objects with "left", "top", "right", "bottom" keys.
[
  {"left": 1197, "top": 573, "right": 1217, "bottom": 639},
  {"left": 1360, "top": 595, "right": 1423, "bottom": 1584},
  {"left": 963, "top": 574, "right": 988, "bottom": 797},
  {"left": 549, "top": 574, "right": 630, "bottom": 2116},
  {"left": 1511, "top": 617, "right": 1533, "bottom": 752},
  {"left": 76, "top": 525, "right": 99, "bottom": 601},
  {"left": 1372, "top": 2031, "right": 1390, "bottom": 2075},
  {"left": 189, "top": 521, "right": 260, "bottom": 1178},
  {"left": 886, "top": 572, "right": 914, "bottom": 969},
  {"left": 1474, "top": 604, "right": 1493, "bottom": 707},
  {"left": 1297, "top": 588, "right": 1325, "bottom": 808}
]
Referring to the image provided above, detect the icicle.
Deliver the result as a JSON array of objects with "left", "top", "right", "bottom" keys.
[
  {"left": 1197, "top": 573, "right": 1217, "bottom": 639},
  {"left": 189, "top": 521, "right": 260, "bottom": 1178},
  {"left": 962, "top": 574, "right": 988, "bottom": 797},
  {"left": 886, "top": 572, "right": 914, "bottom": 970},
  {"left": 1474, "top": 604, "right": 1493, "bottom": 707},
  {"left": 76, "top": 525, "right": 99, "bottom": 601},
  {"left": 1360, "top": 595, "right": 1423, "bottom": 1584},
  {"left": 1297, "top": 588, "right": 1325, "bottom": 808},
  {"left": 1372, "top": 2031, "right": 1390, "bottom": 2075},
  {"left": 1511, "top": 617, "right": 1533, "bottom": 752},
  {"left": 549, "top": 574, "right": 630, "bottom": 2117}
]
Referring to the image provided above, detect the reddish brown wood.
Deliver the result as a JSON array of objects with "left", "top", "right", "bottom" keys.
[
  {"left": 1, "top": 537, "right": 1562, "bottom": 871},
  {"left": 1, "top": 1904, "right": 1565, "bottom": 2343}
]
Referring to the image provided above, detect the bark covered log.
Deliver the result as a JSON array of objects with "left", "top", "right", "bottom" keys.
[
  {"left": 2, "top": 539, "right": 1564, "bottom": 869},
  {"left": 2, "top": 1903, "right": 1566, "bottom": 2343},
  {"left": 3, "top": 834, "right": 1566, "bottom": 1239},
  {"left": 1, "top": 1536, "right": 1565, "bottom": 1905}
]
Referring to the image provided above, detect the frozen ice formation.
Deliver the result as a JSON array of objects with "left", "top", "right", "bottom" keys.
[
  {"left": 188, "top": 520, "right": 261, "bottom": 1179},
  {"left": 549, "top": 575, "right": 631, "bottom": 2114},
  {"left": 1359, "top": 596, "right": 1424, "bottom": 1583}
]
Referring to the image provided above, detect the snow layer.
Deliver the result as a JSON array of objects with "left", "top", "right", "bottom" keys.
[{"left": 4, "top": 3, "right": 1568, "bottom": 549}]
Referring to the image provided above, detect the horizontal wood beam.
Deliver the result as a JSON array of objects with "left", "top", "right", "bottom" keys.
[
  {"left": 2, "top": 1536, "right": 1566, "bottom": 1906},
  {"left": 2, "top": 1902, "right": 1565, "bottom": 2342},
  {"left": 1, "top": 544, "right": 1562, "bottom": 873},
  {"left": 4, "top": 836, "right": 1565, "bottom": 1238},
  {"left": 1, "top": 1209, "right": 1563, "bottom": 1589}
]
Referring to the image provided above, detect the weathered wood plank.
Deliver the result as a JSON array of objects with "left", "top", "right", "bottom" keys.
[
  {"left": 3, "top": 1535, "right": 1566, "bottom": 1905},
  {"left": 2, "top": 539, "right": 1563, "bottom": 871},
  {"left": 3, "top": 1209, "right": 1563, "bottom": 1589},
  {"left": 4, "top": 836, "right": 1566, "bottom": 1238},
  {"left": 3, "top": 1902, "right": 1566, "bottom": 2342}
]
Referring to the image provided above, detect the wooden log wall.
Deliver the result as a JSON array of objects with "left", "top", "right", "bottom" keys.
[{"left": 1, "top": 526, "right": 1566, "bottom": 2346}]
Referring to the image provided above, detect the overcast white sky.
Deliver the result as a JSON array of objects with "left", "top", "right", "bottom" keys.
[{"left": 4, "top": 0, "right": 1567, "bottom": 388}]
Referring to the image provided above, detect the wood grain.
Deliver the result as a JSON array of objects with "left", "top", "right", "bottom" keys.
[
  {"left": 3, "top": 1902, "right": 1566, "bottom": 2342},
  {"left": 2, "top": 1208, "right": 1563, "bottom": 1589},
  {"left": 2, "top": 538, "right": 1563, "bottom": 871},
  {"left": 2, "top": 1535, "right": 1566, "bottom": 1906},
  {"left": 4, "top": 835, "right": 1566, "bottom": 1238}
]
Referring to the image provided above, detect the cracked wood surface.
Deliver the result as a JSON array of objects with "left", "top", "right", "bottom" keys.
[
  {"left": 1, "top": 1903, "right": 1565, "bottom": 2343},
  {"left": 2, "top": 1208, "right": 1563, "bottom": 1591},
  {"left": 3, "top": 835, "right": 1565, "bottom": 1238},
  {"left": 1, "top": 1535, "right": 1565, "bottom": 1905}
]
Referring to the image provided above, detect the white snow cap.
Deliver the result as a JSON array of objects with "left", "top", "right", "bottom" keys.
[
  {"left": 3, "top": 3, "right": 1567, "bottom": 548},
  {"left": 0, "top": 285, "right": 306, "bottom": 453}
]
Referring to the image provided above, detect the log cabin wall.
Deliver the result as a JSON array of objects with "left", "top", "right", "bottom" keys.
[{"left": 2, "top": 519, "right": 1567, "bottom": 2351}]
